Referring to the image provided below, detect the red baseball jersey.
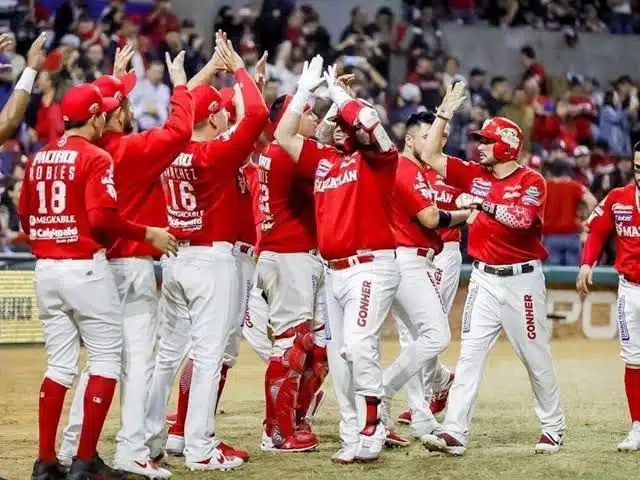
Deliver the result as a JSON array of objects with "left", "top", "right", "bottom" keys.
[
  {"left": 99, "top": 85, "right": 193, "bottom": 259},
  {"left": 254, "top": 142, "right": 317, "bottom": 254},
  {"left": 423, "top": 165, "right": 463, "bottom": 242},
  {"left": 391, "top": 156, "right": 443, "bottom": 253},
  {"left": 298, "top": 138, "right": 398, "bottom": 260},
  {"left": 237, "top": 163, "right": 256, "bottom": 245},
  {"left": 543, "top": 178, "right": 586, "bottom": 234},
  {"left": 583, "top": 184, "right": 640, "bottom": 282},
  {"left": 445, "top": 156, "right": 548, "bottom": 265},
  {"left": 19, "top": 136, "right": 119, "bottom": 259}
]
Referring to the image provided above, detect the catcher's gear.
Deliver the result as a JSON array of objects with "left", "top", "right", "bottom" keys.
[
  {"left": 339, "top": 99, "right": 393, "bottom": 152},
  {"left": 470, "top": 117, "right": 523, "bottom": 162}
]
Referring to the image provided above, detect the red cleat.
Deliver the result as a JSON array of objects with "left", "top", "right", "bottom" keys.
[
  {"left": 429, "top": 373, "right": 454, "bottom": 415},
  {"left": 397, "top": 410, "right": 412, "bottom": 425},
  {"left": 385, "top": 429, "right": 410, "bottom": 448},
  {"left": 262, "top": 431, "right": 319, "bottom": 453},
  {"left": 218, "top": 442, "right": 249, "bottom": 462}
]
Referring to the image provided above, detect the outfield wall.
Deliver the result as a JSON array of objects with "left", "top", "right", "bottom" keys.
[{"left": 0, "top": 257, "right": 621, "bottom": 344}]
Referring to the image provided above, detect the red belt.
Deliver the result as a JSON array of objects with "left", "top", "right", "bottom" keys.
[
  {"left": 327, "top": 253, "right": 376, "bottom": 271},
  {"left": 416, "top": 247, "right": 435, "bottom": 259}
]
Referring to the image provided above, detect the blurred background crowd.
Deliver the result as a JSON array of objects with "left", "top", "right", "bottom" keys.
[{"left": 1, "top": 0, "right": 639, "bottom": 266}]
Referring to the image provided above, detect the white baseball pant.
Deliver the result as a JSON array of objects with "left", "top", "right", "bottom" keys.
[
  {"left": 58, "top": 257, "right": 159, "bottom": 463},
  {"left": 442, "top": 261, "right": 565, "bottom": 442},
  {"left": 384, "top": 247, "right": 450, "bottom": 425},
  {"left": 617, "top": 277, "right": 640, "bottom": 365},
  {"left": 241, "top": 285, "right": 271, "bottom": 362},
  {"left": 325, "top": 251, "right": 400, "bottom": 445},
  {"left": 145, "top": 243, "right": 239, "bottom": 463},
  {"left": 397, "top": 241, "right": 461, "bottom": 413}
]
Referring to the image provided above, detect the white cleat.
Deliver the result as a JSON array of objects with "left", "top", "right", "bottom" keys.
[
  {"left": 421, "top": 431, "right": 466, "bottom": 456},
  {"left": 354, "top": 424, "right": 386, "bottom": 462},
  {"left": 330, "top": 443, "right": 358, "bottom": 464},
  {"left": 535, "top": 431, "right": 564, "bottom": 454},
  {"left": 260, "top": 430, "right": 275, "bottom": 452},
  {"left": 185, "top": 448, "right": 244, "bottom": 471},
  {"left": 618, "top": 422, "right": 640, "bottom": 451},
  {"left": 113, "top": 458, "right": 172, "bottom": 479},
  {"left": 411, "top": 418, "right": 441, "bottom": 439},
  {"left": 165, "top": 434, "right": 185, "bottom": 456}
]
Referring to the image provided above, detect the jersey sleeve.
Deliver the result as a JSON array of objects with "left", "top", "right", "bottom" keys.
[
  {"left": 298, "top": 138, "right": 334, "bottom": 180},
  {"left": 582, "top": 193, "right": 615, "bottom": 265},
  {"left": 444, "top": 155, "right": 483, "bottom": 192},
  {"left": 396, "top": 169, "right": 435, "bottom": 217},
  {"left": 518, "top": 173, "right": 546, "bottom": 220},
  {"left": 85, "top": 152, "right": 119, "bottom": 212},
  {"left": 18, "top": 163, "right": 32, "bottom": 235}
]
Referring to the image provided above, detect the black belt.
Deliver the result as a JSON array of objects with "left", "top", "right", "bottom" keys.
[{"left": 473, "top": 260, "right": 535, "bottom": 277}]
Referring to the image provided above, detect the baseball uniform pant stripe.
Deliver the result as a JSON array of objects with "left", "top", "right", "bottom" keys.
[{"left": 617, "top": 278, "right": 640, "bottom": 365}]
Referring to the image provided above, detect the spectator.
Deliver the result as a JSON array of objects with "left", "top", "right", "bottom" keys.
[
  {"left": 467, "top": 67, "right": 490, "bottom": 108},
  {"left": 573, "top": 145, "right": 594, "bottom": 187},
  {"left": 450, "top": 0, "right": 477, "bottom": 25},
  {"left": 99, "top": 0, "right": 126, "bottom": 36},
  {"left": 598, "top": 90, "right": 632, "bottom": 157},
  {"left": 52, "top": 0, "right": 85, "bottom": 48},
  {"left": 406, "top": 54, "right": 442, "bottom": 111},
  {"left": 143, "top": 0, "right": 179, "bottom": 47},
  {"left": 366, "top": 6, "right": 397, "bottom": 78},
  {"left": 400, "top": 4, "right": 447, "bottom": 66},
  {"left": 500, "top": 88, "right": 535, "bottom": 154},
  {"left": 442, "top": 55, "right": 465, "bottom": 90},
  {"left": 389, "top": 82, "right": 423, "bottom": 136},
  {"left": 299, "top": 10, "right": 332, "bottom": 61},
  {"left": 0, "top": 177, "right": 26, "bottom": 253},
  {"left": 520, "top": 45, "right": 546, "bottom": 92},
  {"left": 80, "top": 43, "right": 105, "bottom": 82},
  {"left": 130, "top": 59, "right": 170, "bottom": 131},
  {"left": 608, "top": 0, "right": 634, "bottom": 34},
  {"left": 582, "top": 4, "right": 608, "bottom": 32},
  {"left": 487, "top": 75, "right": 510, "bottom": 116},
  {"left": 255, "top": 0, "right": 292, "bottom": 56},
  {"left": 339, "top": 6, "right": 371, "bottom": 42},
  {"left": 25, "top": 70, "right": 64, "bottom": 148},
  {"left": 262, "top": 78, "right": 281, "bottom": 108},
  {"left": 566, "top": 74, "right": 597, "bottom": 147},
  {"left": 543, "top": 158, "right": 598, "bottom": 266}
]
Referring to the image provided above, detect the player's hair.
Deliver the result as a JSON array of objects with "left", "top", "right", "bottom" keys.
[
  {"left": 269, "top": 94, "right": 288, "bottom": 123},
  {"left": 490, "top": 76, "right": 507, "bottom": 88},
  {"left": 64, "top": 119, "right": 91, "bottom": 130},
  {"left": 405, "top": 111, "right": 436, "bottom": 132}
]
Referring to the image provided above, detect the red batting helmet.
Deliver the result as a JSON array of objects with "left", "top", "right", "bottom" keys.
[{"left": 471, "top": 117, "right": 523, "bottom": 162}]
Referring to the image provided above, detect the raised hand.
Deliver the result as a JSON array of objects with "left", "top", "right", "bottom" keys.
[
  {"left": 298, "top": 54, "right": 324, "bottom": 93},
  {"left": 113, "top": 43, "right": 135, "bottom": 78},
  {"left": 437, "top": 81, "right": 467, "bottom": 120},
  {"left": 215, "top": 34, "right": 244, "bottom": 72},
  {"left": 26, "top": 32, "right": 48, "bottom": 71},
  {"left": 254, "top": 50, "right": 268, "bottom": 91},
  {"left": 165, "top": 50, "right": 187, "bottom": 86}
]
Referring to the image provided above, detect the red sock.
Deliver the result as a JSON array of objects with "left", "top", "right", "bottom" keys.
[
  {"left": 76, "top": 375, "right": 116, "bottom": 461},
  {"left": 215, "top": 364, "right": 229, "bottom": 414},
  {"left": 170, "top": 358, "right": 193, "bottom": 436},
  {"left": 38, "top": 377, "right": 68, "bottom": 462},
  {"left": 625, "top": 366, "right": 640, "bottom": 422}
]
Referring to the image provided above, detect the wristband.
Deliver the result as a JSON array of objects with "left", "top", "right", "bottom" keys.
[
  {"left": 437, "top": 210, "right": 452, "bottom": 228},
  {"left": 290, "top": 89, "right": 311, "bottom": 115},
  {"left": 480, "top": 200, "right": 496, "bottom": 215},
  {"left": 15, "top": 67, "right": 37, "bottom": 94}
]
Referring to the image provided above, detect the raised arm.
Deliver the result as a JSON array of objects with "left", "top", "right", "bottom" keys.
[
  {"left": 0, "top": 33, "right": 46, "bottom": 145},
  {"left": 421, "top": 82, "right": 468, "bottom": 177},
  {"left": 274, "top": 54, "right": 325, "bottom": 162}
]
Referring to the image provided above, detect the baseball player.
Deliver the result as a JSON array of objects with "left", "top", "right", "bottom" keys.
[
  {"left": 253, "top": 91, "right": 328, "bottom": 453},
  {"left": 577, "top": 141, "right": 640, "bottom": 451},
  {"left": 421, "top": 82, "right": 566, "bottom": 455},
  {"left": 386, "top": 111, "right": 470, "bottom": 440},
  {"left": 145, "top": 37, "right": 268, "bottom": 471},
  {"left": 57, "top": 48, "right": 193, "bottom": 479},
  {"left": 275, "top": 57, "right": 400, "bottom": 463},
  {"left": 22, "top": 83, "right": 177, "bottom": 480}
]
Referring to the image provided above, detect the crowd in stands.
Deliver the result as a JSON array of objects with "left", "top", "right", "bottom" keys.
[{"left": 0, "top": 0, "right": 638, "bottom": 267}]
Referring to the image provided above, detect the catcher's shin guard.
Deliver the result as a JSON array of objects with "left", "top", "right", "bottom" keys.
[
  {"left": 265, "top": 323, "right": 314, "bottom": 445},
  {"left": 295, "top": 345, "right": 329, "bottom": 426}
]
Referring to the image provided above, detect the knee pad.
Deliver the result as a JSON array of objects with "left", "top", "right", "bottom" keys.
[{"left": 274, "top": 322, "right": 314, "bottom": 373}]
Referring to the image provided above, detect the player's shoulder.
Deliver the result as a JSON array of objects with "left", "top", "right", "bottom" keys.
[
  {"left": 519, "top": 165, "right": 545, "bottom": 184},
  {"left": 607, "top": 184, "right": 635, "bottom": 202}
]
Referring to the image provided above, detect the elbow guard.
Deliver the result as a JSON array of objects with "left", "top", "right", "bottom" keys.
[
  {"left": 437, "top": 210, "right": 452, "bottom": 228},
  {"left": 339, "top": 99, "right": 393, "bottom": 152}
]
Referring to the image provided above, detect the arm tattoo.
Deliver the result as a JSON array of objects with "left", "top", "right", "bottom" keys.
[
  {"left": 315, "top": 119, "right": 336, "bottom": 144},
  {"left": 480, "top": 201, "right": 535, "bottom": 229}
]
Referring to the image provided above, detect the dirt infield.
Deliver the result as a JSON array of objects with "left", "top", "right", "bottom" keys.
[{"left": 1, "top": 338, "right": 637, "bottom": 479}]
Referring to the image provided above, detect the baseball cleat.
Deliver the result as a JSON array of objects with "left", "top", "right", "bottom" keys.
[
  {"left": 421, "top": 432, "right": 466, "bottom": 456},
  {"left": 306, "top": 389, "right": 326, "bottom": 424},
  {"left": 56, "top": 454, "right": 72, "bottom": 469},
  {"left": 261, "top": 431, "right": 319, "bottom": 453},
  {"left": 354, "top": 423, "right": 386, "bottom": 462},
  {"left": 185, "top": 448, "right": 244, "bottom": 471},
  {"left": 165, "top": 411, "right": 178, "bottom": 425},
  {"left": 397, "top": 410, "right": 412, "bottom": 425},
  {"left": 31, "top": 459, "right": 67, "bottom": 480},
  {"left": 535, "top": 431, "right": 564, "bottom": 454},
  {"left": 165, "top": 433, "right": 185, "bottom": 456},
  {"left": 67, "top": 454, "right": 126, "bottom": 479},
  {"left": 429, "top": 373, "right": 454, "bottom": 415},
  {"left": 217, "top": 442, "right": 249, "bottom": 462},
  {"left": 411, "top": 418, "right": 441, "bottom": 439},
  {"left": 618, "top": 422, "right": 640, "bottom": 451},
  {"left": 385, "top": 429, "right": 411, "bottom": 447},
  {"left": 112, "top": 457, "right": 172, "bottom": 479},
  {"left": 330, "top": 443, "right": 358, "bottom": 464}
]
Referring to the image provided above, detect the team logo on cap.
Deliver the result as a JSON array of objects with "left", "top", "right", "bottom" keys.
[
  {"left": 498, "top": 127, "right": 520, "bottom": 149},
  {"left": 209, "top": 101, "right": 219, "bottom": 112},
  {"left": 89, "top": 102, "right": 100, "bottom": 114}
]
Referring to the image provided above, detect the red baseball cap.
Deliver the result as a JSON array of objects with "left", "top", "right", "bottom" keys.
[
  {"left": 61, "top": 84, "right": 120, "bottom": 124},
  {"left": 93, "top": 72, "right": 137, "bottom": 105},
  {"left": 220, "top": 87, "right": 236, "bottom": 123},
  {"left": 192, "top": 84, "right": 224, "bottom": 124}
]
